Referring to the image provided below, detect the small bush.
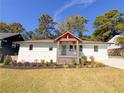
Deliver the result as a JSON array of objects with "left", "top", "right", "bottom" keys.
[
  {"left": 82, "top": 56, "right": 87, "bottom": 62},
  {"left": 3, "top": 55, "right": 12, "bottom": 65},
  {"left": 40, "top": 60, "right": 45, "bottom": 64},
  {"left": 46, "top": 61, "right": 50, "bottom": 66},
  {"left": 50, "top": 60, "right": 53, "bottom": 64},
  {"left": 72, "top": 58, "right": 77, "bottom": 65},
  {"left": 31, "top": 63, "right": 37, "bottom": 67},
  {"left": 80, "top": 56, "right": 87, "bottom": 65}
]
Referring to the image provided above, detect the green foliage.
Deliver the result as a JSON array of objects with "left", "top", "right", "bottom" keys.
[
  {"left": 3, "top": 55, "right": 12, "bottom": 65},
  {"left": 45, "top": 61, "right": 50, "bottom": 66},
  {"left": 36, "top": 14, "right": 58, "bottom": 39},
  {"left": 82, "top": 56, "right": 87, "bottom": 61},
  {"left": 0, "top": 22, "right": 25, "bottom": 33},
  {"left": 32, "top": 35, "right": 42, "bottom": 40},
  {"left": 116, "top": 35, "right": 124, "bottom": 47},
  {"left": 50, "top": 59, "right": 53, "bottom": 64},
  {"left": 0, "top": 22, "right": 10, "bottom": 32},
  {"left": 72, "top": 58, "right": 77, "bottom": 65},
  {"left": 81, "top": 35, "right": 92, "bottom": 40},
  {"left": 59, "top": 16, "right": 88, "bottom": 37},
  {"left": 92, "top": 10, "right": 124, "bottom": 42},
  {"left": 115, "top": 23, "right": 124, "bottom": 32},
  {"left": 9, "top": 22, "right": 25, "bottom": 33}
]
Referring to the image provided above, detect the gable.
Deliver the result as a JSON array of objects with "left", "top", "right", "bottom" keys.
[{"left": 55, "top": 32, "right": 81, "bottom": 42}]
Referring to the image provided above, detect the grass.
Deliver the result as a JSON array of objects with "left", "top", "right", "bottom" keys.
[{"left": 0, "top": 67, "right": 124, "bottom": 93}]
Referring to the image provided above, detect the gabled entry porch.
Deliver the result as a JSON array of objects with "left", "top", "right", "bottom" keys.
[{"left": 55, "top": 32, "right": 82, "bottom": 64}]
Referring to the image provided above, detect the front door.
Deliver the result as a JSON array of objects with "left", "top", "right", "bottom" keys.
[{"left": 61, "top": 45, "right": 66, "bottom": 55}]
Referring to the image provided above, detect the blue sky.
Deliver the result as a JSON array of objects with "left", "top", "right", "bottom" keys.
[{"left": 0, "top": 0, "right": 124, "bottom": 35}]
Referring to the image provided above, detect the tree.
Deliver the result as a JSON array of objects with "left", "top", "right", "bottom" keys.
[
  {"left": 92, "top": 10, "right": 124, "bottom": 42},
  {"left": 0, "top": 22, "right": 9, "bottom": 32},
  {"left": 116, "top": 36, "right": 124, "bottom": 47},
  {"left": 116, "top": 35, "right": 124, "bottom": 56},
  {"left": 0, "top": 22, "right": 25, "bottom": 33},
  {"left": 59, "top": 16, "right": 88, "bottom": 37},
  {"left": 9, "top": 22, "right": 25, "bottom": 33},
  {"left": 36, "top": 14, "right": 57, "bottom": 39}
]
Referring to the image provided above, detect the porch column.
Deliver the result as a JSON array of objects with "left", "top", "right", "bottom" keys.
[
  {"left": 57, "top": 41, "right": 60, "bottom": 63},
  {"left": 76, "top": 41, "right": 79, "bottom": 64}
]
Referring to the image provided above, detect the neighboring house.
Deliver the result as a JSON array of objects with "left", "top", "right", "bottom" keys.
[
  {"left": 17, "top": 32, "right": 111, "bottom": 64},
  {"left": 108, "top": 35, "right": 123, "bottom": 56},
  {"left": 0, "top": 33, "right": 25, "bottom": 62}
]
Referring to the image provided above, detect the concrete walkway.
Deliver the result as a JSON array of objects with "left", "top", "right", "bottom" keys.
[{"left": 100, "top": 56, "right": 124, "bottom": 70}]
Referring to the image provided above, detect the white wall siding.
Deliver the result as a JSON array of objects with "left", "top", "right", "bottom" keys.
[
  {"left": 17, "top": 43, "right": 57, "bottom": 63},
  {"left": 82, "top": 44, "right": 108, "bottom": 60},
  {"left": 17, "top": 43, "right": 108, "bottom": 63}
]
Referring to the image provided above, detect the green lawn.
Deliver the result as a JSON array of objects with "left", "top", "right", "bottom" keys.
[{"left": 0, "top": 67, "right": 124, "bottom": 93}]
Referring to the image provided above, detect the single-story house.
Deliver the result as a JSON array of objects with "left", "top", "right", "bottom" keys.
[
  {"left": 0, "top": 33, "right": 25, "bottom": 62},
  {"left": 17, "top": 32, "right": 111, "bottom": 64}
]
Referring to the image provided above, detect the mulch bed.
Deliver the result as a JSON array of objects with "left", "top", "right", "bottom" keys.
[{"left": 0, "top": 62, "right": 106, "bottom": 69}]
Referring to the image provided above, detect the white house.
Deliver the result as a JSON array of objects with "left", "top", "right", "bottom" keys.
[{"left": 17, "top": 32, "right": 111, "bottom": 64}]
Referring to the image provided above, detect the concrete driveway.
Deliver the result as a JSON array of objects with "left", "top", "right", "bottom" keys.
[{"left": 100, "top": 56, "right": 124, "bottom": 70}]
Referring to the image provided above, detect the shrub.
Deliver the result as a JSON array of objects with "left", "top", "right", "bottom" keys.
[
  {"left": 3, "top": 55, "right": 12, "bottom": 65},
  {"left": 72, "top": 58, "right": 77, "bottom": 65},
  {"left": 40, "top": 60, "right": 45, "bottom": 64},
  {"left": 80, "top": 56, "right": 87, "bottom": 64},
  {"left": 50, "top": 59, "right": 53, "bottom": 64},
  {"left": 82, "top": 56, "right": 87, "bottom": 61},
  {"left": 31, "top": 63, "right": 37, "bottom": 67},
  {"left": 46, "top": 61, "right": 50, "bottom": 66}
]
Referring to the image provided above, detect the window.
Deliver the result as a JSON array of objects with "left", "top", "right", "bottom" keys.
[
  {"left": 69, "top": 45, "right": 73, "bottom": 51},
  {"left": 12, "top": 43, "right": 16, "bottom": 48},
  {"left": 94, "top": 45, "right": 98, "bottom": 52},
  {"left": 29, "top": 44, "right": 33, "bottom": 50},
  {"left": 49, "top": 46, "right": 53, "bottom": 51},
  {"left": 79, "top": 45, "right": 83, "bottom": 52}
]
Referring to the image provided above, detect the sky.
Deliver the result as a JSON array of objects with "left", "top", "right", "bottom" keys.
[{"left": 0, "top": 0, "right": 124, "bottom": 35}]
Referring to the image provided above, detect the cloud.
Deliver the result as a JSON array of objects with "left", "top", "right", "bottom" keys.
[{"left": 54, "top": 0, "right": 96, "bottom": 21}]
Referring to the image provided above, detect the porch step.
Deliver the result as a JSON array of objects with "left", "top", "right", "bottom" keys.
[{"left": 58, "top": 57, "right": 76, "bottom": 64}]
